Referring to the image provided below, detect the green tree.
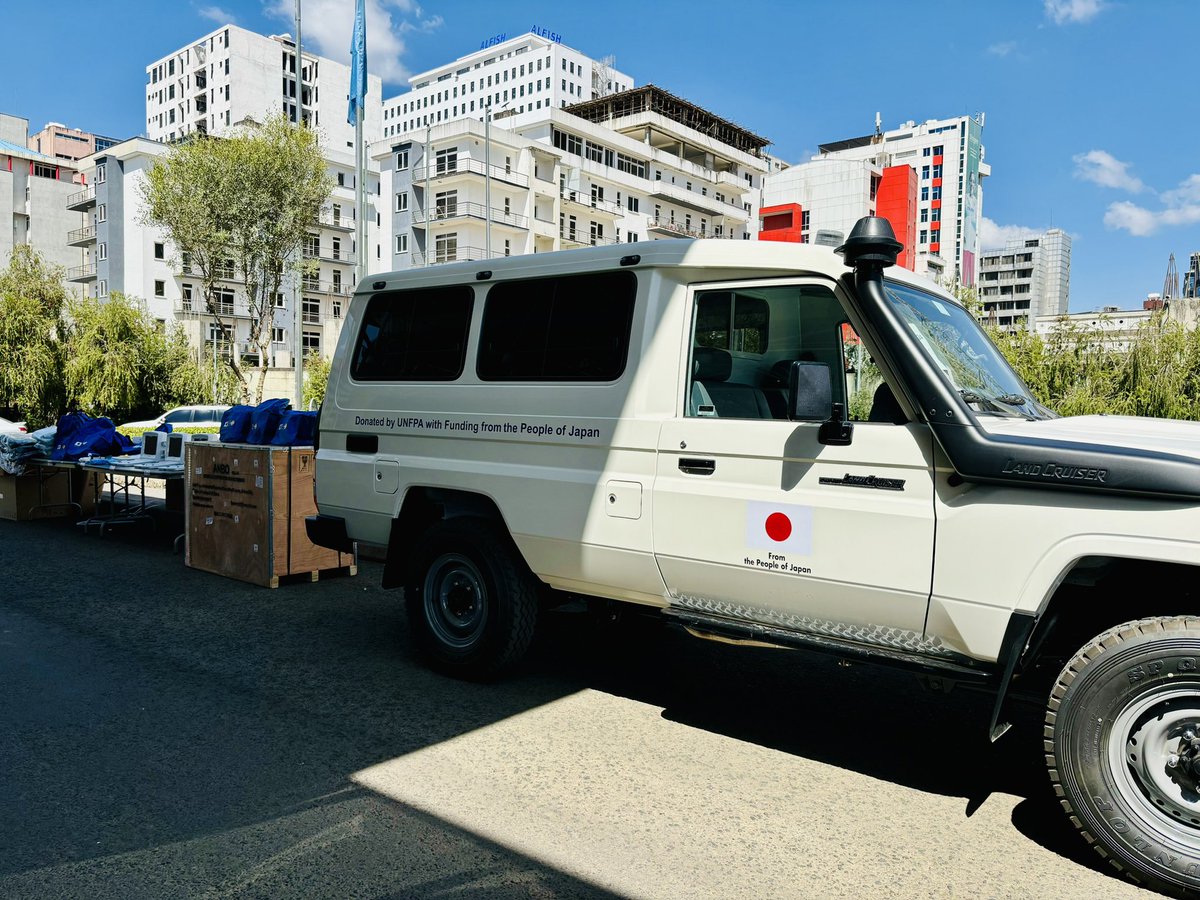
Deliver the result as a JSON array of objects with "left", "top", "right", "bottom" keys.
[
  {"left": 302, "top": 350, "right": 331, "bottom": 410},
  {"left": 0, "top": 246, "right": 67, "bottom": 427},
  {"left": 63, "top": 293, "right": 215, "bottom": 423},
  {"left": 142, "top": 114, "right": 332, "bottom": 404}
]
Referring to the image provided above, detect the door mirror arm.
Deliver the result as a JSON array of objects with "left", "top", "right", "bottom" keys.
[{"left": 819, "top": 403, "right": 854, "bottom": 446}]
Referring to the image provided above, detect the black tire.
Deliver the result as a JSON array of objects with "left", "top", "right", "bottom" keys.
[
  {"left": 404, "top": 517, "right": 538, "bottom": 679},
  {"left": 1048, "top": 616, "right": 1200, "bottom": 896}
]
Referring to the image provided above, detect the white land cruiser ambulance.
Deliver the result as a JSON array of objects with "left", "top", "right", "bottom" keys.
[{"left": 310, "top": 217, "right": 1200, "bottom": 896}]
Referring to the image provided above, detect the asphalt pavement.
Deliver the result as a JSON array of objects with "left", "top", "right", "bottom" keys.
[{"left": 0, "top": 515, "right": 1157, "bottom": 899}]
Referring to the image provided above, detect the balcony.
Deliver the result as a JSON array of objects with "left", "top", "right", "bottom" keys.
[
  {"left": 559, "top": 229, "right": 619, "bottom": 248},
  {"left": 412, "top": 157, "right": 529, "bottom": 188},
  {"left": 67, "top": 224, "right": 97, "bottom": 246},
  {"left": 174, "top": 300, "right": 248, "bottom": 319},
  {"left": 67, "top": 186, "right": 96, "bottom": 211},
  {"left": 647, "top": 218, "right": 732, "bottom": 240},
  {"left": 413, "top": 201, "right": 528, "bottom": 230},
  {"left": 304, "top": 247, "right": 355, "bottom": 264},
  {"left": 560, "top": 190, "right": 622, "bottom": 217},
  {"left": 68, "top": 263, "right": 97, "bottom": 282},
  {"left": 300, "top": 280, "right": 352, "bottom": 297},
  {"left": 315, "top": 210, "right": 355, "bottom": 231},
  {"left": 411, "top": 246, "right": 505, "bottom": 267},
  {"left": 648, "top": 180, "right": 746, "bottom": 219}
]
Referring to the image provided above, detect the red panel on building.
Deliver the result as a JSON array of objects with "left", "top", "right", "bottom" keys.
[
  {"left": 930, "top": 242, "right": 941, "bottom": 254},
  {"left": 757, "top": 203, "right": 805, "bottom": 243},
  {"left": 932, "top": 155, "right": 943, "bottom": 166},
  {"left": 931, "top": 199, "right": 941, "bottom": 210},
  {"left": 875, "top": 165, "right": 917, "bottom": 270},
  {"left": 932, "top": 177, "right": 943, "bottom": 188},
  {"left": 930, "top": 220, "right": 941, "bottom": 231}
]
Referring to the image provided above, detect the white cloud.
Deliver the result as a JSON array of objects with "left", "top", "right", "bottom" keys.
[
  {"left": 987, "top": 41, "right": 1018, "bottom": 57},
  {"left": 198, "top": 5, "right": 238, "bottom": 25},
  {"left": 264, "top": 0, "right": 443, "bottom": 86},
  {"left": 1044, "top": 0, "right": 1107, "bottom": 24},
  {"left": 1103, "top": 196, "right": 1200, "bottom": 237},
  {"left": 1161, "top": 174, "right": 1200, "bottom": 207},
  {"left": 1072, "top": 150, "right": 1145, "bottom": 193},
  {"left": 979, "top": 217, "right": 1044, "bottom": 250}
]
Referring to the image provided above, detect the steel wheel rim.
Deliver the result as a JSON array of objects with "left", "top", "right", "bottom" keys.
[
  {"left": 1110, "top": 684, "right": 1200, "bottom": 840},
  {"left": 423, "top": 553, "right": 488, "bottom": 649}
]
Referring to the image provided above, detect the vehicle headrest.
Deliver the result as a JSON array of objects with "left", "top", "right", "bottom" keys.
[
  {"left": 761, "top": 359, "right": 794, "bottom": 389},
  {"left": 693, "top": 347, "right": 732, "bottom": 382}
]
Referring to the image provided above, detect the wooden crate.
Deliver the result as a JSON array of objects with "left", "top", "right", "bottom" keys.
[{"left": 185, "top": 443, "right": 355, "bottom": 587}]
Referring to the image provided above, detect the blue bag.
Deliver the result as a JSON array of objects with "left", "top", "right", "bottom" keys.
[
  {"left": 269, "top": 410, "right": 317, "bottom": 446},
  {"left": 247, "top": 398, "right": 290, "bottom": 444},
  {"left": 219, "top": 405, "right": 254, "bottom": 443},
  {"left": 51, "top": 412, "right": 137, "bottom": 460}
]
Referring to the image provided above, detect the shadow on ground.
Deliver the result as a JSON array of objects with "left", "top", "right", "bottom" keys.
[{"left": 0, "top": 515, "right": 1115, "bottom": 896}]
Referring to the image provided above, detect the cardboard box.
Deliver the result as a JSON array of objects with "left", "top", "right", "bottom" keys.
[
  {"left": 184, "top": 444, "right": 355, "bottom": 587},
  {"left": 0, "top": 468, "right": 74, "bottom": 521}
]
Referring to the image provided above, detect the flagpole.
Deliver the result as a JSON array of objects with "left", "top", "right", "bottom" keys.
[
  {"left": 293, "top": 0, "right": 304, "bottom": 407},
  {"left": 356, "top": 114, "right": 365, "bottom": 286}
]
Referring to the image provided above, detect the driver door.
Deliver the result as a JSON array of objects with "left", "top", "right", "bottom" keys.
[{"left": 651, "top": 278, "right": 937, "bottom": 642}]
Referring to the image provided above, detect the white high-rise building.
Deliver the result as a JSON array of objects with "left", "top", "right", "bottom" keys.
[
  {"left": 144, "top": 24, "right": 382, "bottom": 155},
  {"left": 978, "top": 229, "right": 1071, "bottom": 328},
  {"left": 381, "top": 32, "right": 635, "bottom": 140},
  {"left": 376, "top": 85, "right": 770, "bottom": 270},
  {"left": 814, "top": 114, "right": 990, "bottom": 285},
  {"left": 68, "top": 137, "right": 379, "bottom": 374}
]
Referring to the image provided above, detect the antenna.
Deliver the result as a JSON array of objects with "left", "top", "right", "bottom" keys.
[{"left": 874, "top": 111, "right": 881, "bottom": 135}]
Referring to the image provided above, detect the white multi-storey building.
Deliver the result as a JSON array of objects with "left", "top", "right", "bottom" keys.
[
  {"left": 382, "top": 32, "right": 634, "bottom": 139},
  {"left": 376, "top": 85, "right": 770, "bottom": 269},
  {"left": 68, "top": 137, "right": 379, "bottom": 371},
  {"left": 814, "top": 114, "right": 990, "bottom": 285},
  {"left": 978, "top": 229, "right": 1071, "bottom": 328},
  {"left": 144, "top": 24, "right": 382, "bottom": 154}
]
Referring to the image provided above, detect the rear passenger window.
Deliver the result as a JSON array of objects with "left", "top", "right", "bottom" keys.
[
  {"left": 477, "top": 271, "right": 636, "bottom": 381},
  {"left": 351, "top": 286, "right": 474, "bottom": 381}
]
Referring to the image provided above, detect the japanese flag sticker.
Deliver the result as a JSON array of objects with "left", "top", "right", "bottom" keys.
[{"left": 745, "top": 501, "right": 812, "bottom": 555}]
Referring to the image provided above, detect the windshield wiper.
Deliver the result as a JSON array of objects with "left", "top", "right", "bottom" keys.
[{"left": 958, "top": 389, "right": 1038, "bottom": 420}]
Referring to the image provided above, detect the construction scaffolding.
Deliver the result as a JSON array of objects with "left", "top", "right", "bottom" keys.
[{"left": 564, "top": 84, "right": 771, "bottom": 157}]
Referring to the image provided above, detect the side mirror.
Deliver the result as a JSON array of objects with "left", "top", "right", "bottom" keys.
[
  {"left": 788, "top": 360, "right": 853, "bottom": 446},
  {"left": 788, "top": 361, "right": 833, "bottom": 421}
]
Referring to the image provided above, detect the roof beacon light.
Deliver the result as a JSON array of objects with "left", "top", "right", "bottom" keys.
[{"left": 835, "top": 216, "right": 902, "bottom": 269}]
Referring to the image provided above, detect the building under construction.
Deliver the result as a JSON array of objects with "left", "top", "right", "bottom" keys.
[{"left": 565, "top": 84, "right": 771, "bottom": 160}]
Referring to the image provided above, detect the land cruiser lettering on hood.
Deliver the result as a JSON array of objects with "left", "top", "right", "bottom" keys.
[{"left": 1001, "top": 459, "right": 1108, "bottom": 483}]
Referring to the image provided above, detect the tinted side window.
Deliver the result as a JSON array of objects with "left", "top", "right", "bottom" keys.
[
  {"left": 164, "top": 408, "right": 195, "bottom": 424},
  {"left": 477, "top": 271, "right": 636, "bottom": 381},
  {"left": 351, "top": 286, "right": 474, "bottom": 381}
]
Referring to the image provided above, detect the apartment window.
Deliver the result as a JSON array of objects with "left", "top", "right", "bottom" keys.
[
  {"left": 435, "top": 148, "right": 458, "bottom": 174},
  {"left": 434, "top": 189, "right": 458, "bottom": 217},
  {"left": 396, "top": 233, "right": 408, "bottom": 253},
  {"left": 551, "top": 128, "right": 582, "bottom": 156},
  {"left": 302, "top": 331, "right": 321, "bottom": 354},
  {"left": 932, "top": 185, "right": 942, "bottom": 200},
  {"left": 922, "top": 147, "right": 931, "bottom": 157},
  {"left": 272, "top": 328, "right": 286, "bottom": 344},
  {"left": 920, "top": 229, "right": 928, "bottom": 244},
  {"left": 154, "top": 242, "right": 165, "bottom": 260},
  {"left": 337, "top": 172, "right": 345, "bottom": 186},
  {"left": 395, "top": 191, "right": 409, "bottom": 212},
  {"left": 224, "top": 84, "right": 230, "bottom": 101},
  {"left": 920, "top": 208, "right": 928, "bottom": 223},
  {"left": 478, "top": 271, "right": 636, "bottom": 382},
  {"left": 434, "top": 232, "right": 458, "bottom": 263},
  {"left": 920, "top": 186, "right": 929, "bottom": 202},
  {"left": 97, "top": 242, "right": 107, "bottom": 261},
  {"left": 273, "top": 293, "right": 286, "bottom": 308},
  {"left": 933, "top": 144, "right": 944, "bottom": 155},
  {"left": 95, "top": 163, "right": 107, "bottom": 183},
  {"left": 96, "top": 204, "right": 107, "bottom": 222},
  {"left": 182, "top": 283, "right": 193, "bottom": 310},
  {"left": 154, "top": 280, "right": 165, "bottom": 297},
  {"left": 302, "top": 298, "right": 321, "bottom": 325},
  {"left": 626, "top": 233, "right": 639, "bottom": 242},
  {"left": 932, "top": 164, "right": 943, "bottom": 179},
  {"left": 921, "top": 165, "right": 930, "bottom": 180},
  {"left": 97, "top": 280, "right": 108, "bottom": 298}
]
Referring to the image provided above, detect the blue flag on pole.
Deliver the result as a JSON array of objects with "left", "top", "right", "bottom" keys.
[{"left": 347, "top": 0, "right": 367, "bottom": 125}]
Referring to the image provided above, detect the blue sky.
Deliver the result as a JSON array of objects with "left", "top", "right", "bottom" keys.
[{"left": 3, "top": 0, "right": 1197, "bottom": 310}]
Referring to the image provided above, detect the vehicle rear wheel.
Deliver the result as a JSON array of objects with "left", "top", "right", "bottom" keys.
[
  {"left": 405, "top": 517, "right": 538, "bottom": 679},
  {"left": 1048, "top": 616, "right": 1200, "bottom": 896}
]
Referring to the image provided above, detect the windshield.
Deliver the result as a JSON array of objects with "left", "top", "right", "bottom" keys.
[{"left": 882, "top": 280, "right": 1050, "bottom": 419}]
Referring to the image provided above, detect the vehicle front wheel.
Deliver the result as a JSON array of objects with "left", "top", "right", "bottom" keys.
[
  {"left": 1048, "top": 616, "right": 1200, "bottom": 896},
  {"left": 404, "top": 517, "right": 538, "bottom": 679}
]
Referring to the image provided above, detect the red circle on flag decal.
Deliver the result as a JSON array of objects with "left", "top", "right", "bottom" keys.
[{"left": 765, "top": 512, "right": 792, "bottom": 542}]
